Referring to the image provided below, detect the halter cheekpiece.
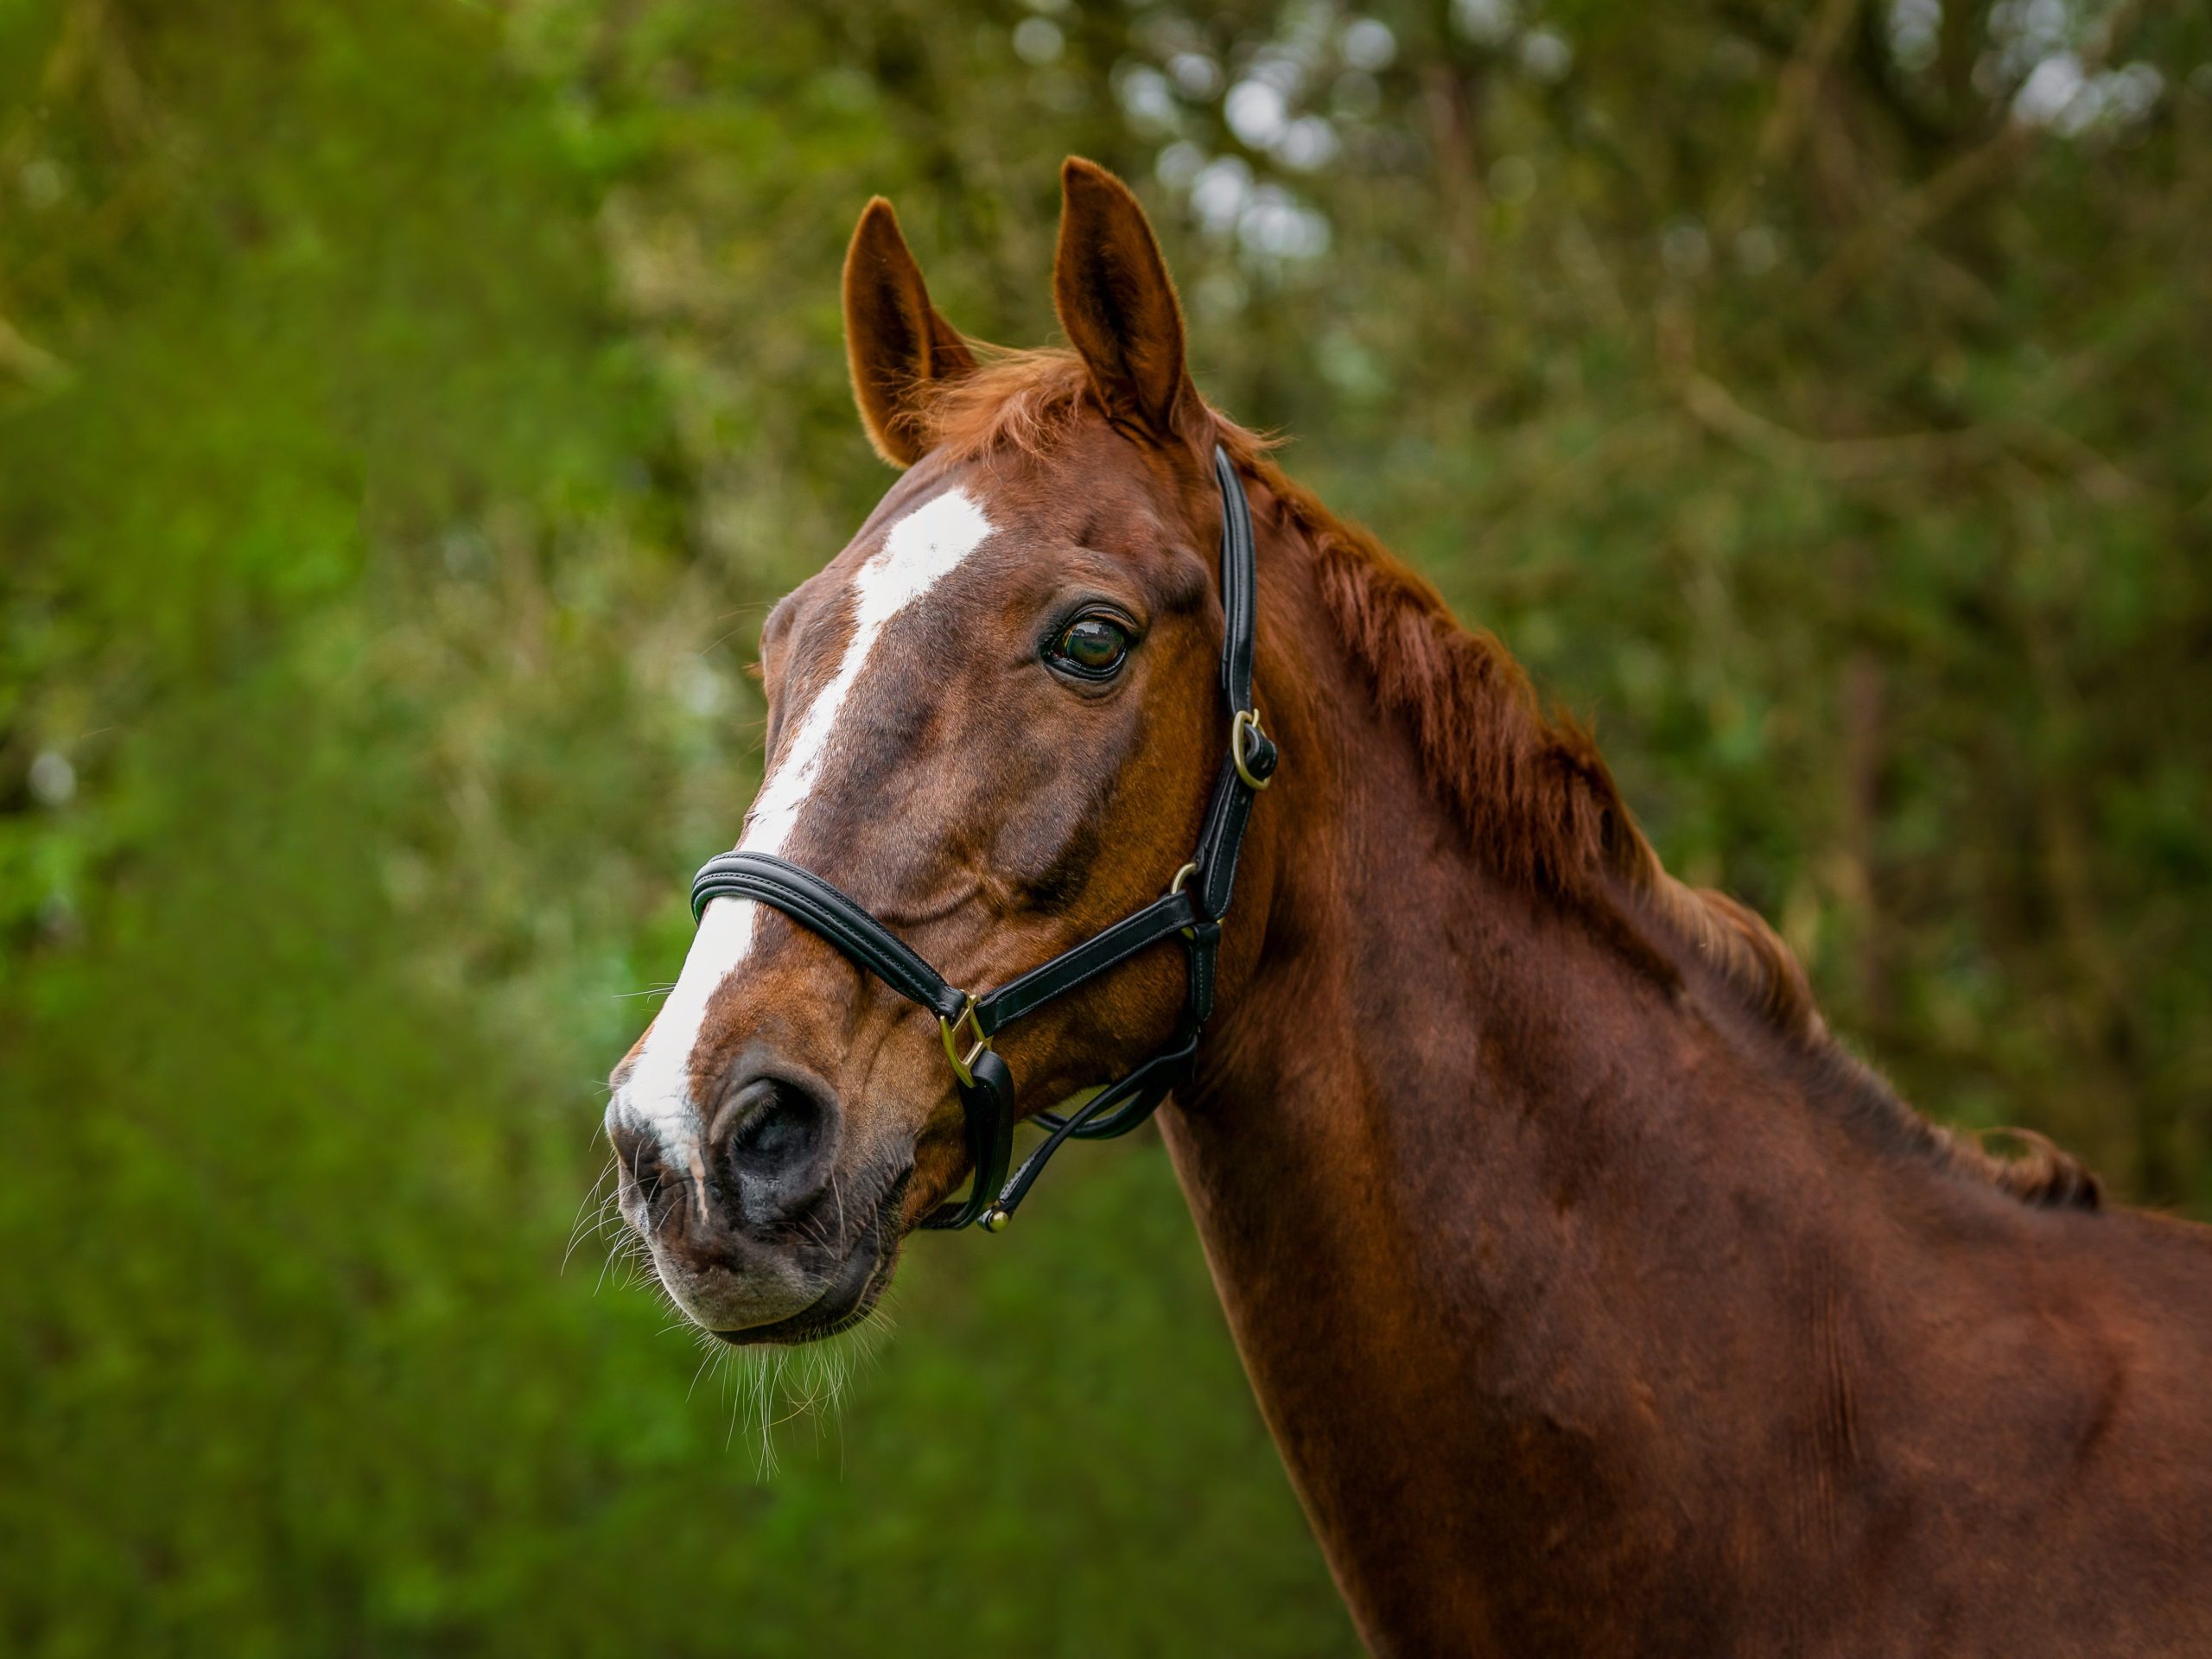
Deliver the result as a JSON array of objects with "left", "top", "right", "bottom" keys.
[{"left": 688, "top": 446, "right": 1278, "bottom": 1231}]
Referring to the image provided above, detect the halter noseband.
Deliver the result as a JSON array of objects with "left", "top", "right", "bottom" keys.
[{"left": 688, "top": 446, "right": 1278, "bottom": 1231}]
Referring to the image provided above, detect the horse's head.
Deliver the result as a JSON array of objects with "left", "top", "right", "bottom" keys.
[{"left": 606, "top": 161, "right": 1266, "bottom": 1342}]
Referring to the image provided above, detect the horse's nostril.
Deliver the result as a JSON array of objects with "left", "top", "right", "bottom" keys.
[
  {"left": 734, "top": 1101, "right": 806, "bottom": 1166},
  {"left": 720, "top": 1074, "right": 832, "bottom": 1217}
]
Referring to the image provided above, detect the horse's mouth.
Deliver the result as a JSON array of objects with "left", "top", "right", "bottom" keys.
[{"left": 709, "top": 1219, "right": 894, "bottom": 1346}]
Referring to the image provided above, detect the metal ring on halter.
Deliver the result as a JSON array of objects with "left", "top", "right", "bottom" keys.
[
  {"left": 1231, "top": 709, "right": 1273, "bottom": 791},
  {"left": 1169, "top": 861, "right": 1200, "bottom": 939}
]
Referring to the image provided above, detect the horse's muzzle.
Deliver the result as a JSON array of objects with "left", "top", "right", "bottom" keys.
[{"left": 605, "top": 1065, "right": 897, "bottom": 1340}]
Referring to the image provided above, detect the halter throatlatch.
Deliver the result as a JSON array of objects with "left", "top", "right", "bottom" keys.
[{"left": 689, "top": 445, "right": 1278, "bottom": 1231}]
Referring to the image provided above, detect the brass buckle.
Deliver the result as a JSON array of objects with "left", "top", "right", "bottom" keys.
[
  {"left": 938, "top": 994, "right": 991, "bottom": 1087},
  {"left": 1231, "top": 709, "right": 1272, "bottom": 791}
]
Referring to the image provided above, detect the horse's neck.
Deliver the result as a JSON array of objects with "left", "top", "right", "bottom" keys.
[{"left": 1161, "top": 578, "right": 1950, "bottom": 1655}]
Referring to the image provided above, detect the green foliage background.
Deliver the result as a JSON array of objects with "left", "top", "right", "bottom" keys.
[{"left": 3, "top": 2, "right": 2207, "bottom": 1653}]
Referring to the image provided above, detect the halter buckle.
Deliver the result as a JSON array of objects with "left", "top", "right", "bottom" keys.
[
  {"left": 938, "top": 994, "right": 991, "bottom": 1087},
  {"left": 1231, "top": 709, "right": 1274, "bottom": 791}
]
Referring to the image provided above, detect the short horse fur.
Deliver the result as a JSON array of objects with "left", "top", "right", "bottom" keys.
[{"left": 607, "top": 159, "right": 2212, "bottom": 1656}]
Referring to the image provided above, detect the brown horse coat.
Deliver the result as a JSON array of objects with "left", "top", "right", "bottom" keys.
[{"left": 611, "top": 161, "right": 2212, "bottom": 1656}]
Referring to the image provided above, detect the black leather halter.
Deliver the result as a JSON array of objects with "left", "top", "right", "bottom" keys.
[{"left": 689, "top": 446, "right": 1278, "bottom": 1231}]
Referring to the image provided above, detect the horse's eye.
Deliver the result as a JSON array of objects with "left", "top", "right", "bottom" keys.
[{"left": 1048, "top": 614, "right": 1133, "bottom": 679}]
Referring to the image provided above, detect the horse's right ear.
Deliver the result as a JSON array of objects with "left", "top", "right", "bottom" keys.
[{"left": 842, "top": 198, "right": 976, "bottom": 468}]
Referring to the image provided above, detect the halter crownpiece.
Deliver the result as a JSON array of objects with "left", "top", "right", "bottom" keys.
[{"left": 688, "top": 445, "right": 1278, "bottom": 1231}]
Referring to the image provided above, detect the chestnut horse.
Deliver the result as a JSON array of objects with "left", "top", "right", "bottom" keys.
[{"left": 607, "top": 160, "right": 2212, "bottom": 1655}]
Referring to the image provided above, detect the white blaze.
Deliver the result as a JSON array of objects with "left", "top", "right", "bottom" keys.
[{"left": 616, "top": 487, "right": 995, "bottom": 1160}]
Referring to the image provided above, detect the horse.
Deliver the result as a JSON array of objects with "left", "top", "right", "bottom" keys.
[{"left": 605, "top": 158, "right": 2212, "bottom": 1656}]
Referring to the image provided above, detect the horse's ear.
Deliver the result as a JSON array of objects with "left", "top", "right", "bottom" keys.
[
  {"left": 1053, "top": 157, "right": 1200, "bottom": 446},
  {"left": 842, "top": 197, "right": 976, "bottom": 468}
]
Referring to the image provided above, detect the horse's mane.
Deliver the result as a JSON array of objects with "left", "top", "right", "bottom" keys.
[{"left": 922, "top": 348, "right": 2098, "bottom": 1212}]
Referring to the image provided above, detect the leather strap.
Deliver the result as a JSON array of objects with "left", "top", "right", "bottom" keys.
[
  {"left": 1193, "top": 444, "right": 1274, "bottom": 921},
  {"left": 995, "top": 1027, "right": 1200, "bottom": 1217},
  {"left": 973, "top": 890, "right": 1198, "bottom": 1035},
  {"left": 921, "top": 1049, "right": 1016, "bottom": 1230},
  {"left": 690, "top": 850, "right": 968, "bottom": 1023},
  {"left": 1215, "top": 445, "right": 1257, "bottom": 714}
]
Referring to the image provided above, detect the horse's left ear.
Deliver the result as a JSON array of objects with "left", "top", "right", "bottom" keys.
[{"left": 1053, "top": 157, "right": 1202, "bottom": 447}]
